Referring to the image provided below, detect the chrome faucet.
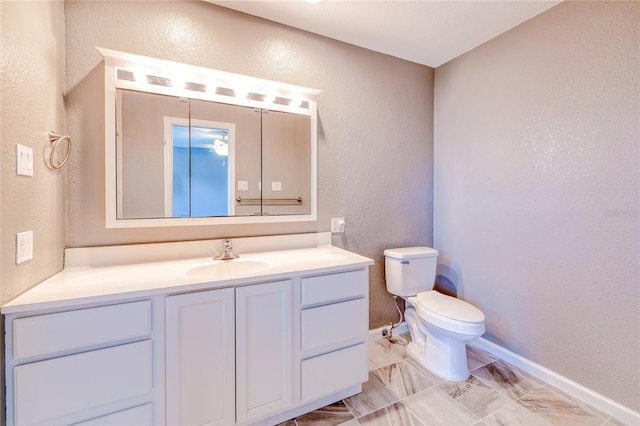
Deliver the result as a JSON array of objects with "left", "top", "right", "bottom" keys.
[{"left": 215, "top": 239, "right": 239, "bottom": 260}]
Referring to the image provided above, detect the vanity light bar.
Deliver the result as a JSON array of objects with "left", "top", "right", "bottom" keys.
[
  {"left": 114, "top": 66, "right": 309, "bottom": 109},
  {"left": 116, "top": 69, "right": 135, "bottom": 82},
  {"left": 184, "top": 82, "right": 207, "bottom": 93},
  {"left": 146, "top": 75, "right": 172, "bottom": 87}
]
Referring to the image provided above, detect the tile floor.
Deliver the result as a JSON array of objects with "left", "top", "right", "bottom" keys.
[{"left": 279, "top": 334, "right": 627, "bottom": 426}]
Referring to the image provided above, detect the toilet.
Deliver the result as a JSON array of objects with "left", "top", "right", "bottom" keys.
[{"left": 384, "top": 247, "right": 485, "bottom": 381}]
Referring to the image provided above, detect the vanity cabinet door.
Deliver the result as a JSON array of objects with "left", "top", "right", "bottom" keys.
[
  {"left": 236, "top": 280, "right": 293, "bottom": 424},
  {"left": 165, "top": 288, "right": 235, "bottom": 426}
]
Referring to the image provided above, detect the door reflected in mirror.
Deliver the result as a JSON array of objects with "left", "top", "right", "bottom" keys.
[{"left": 167, "top": 121, "right": 235, "bottom": 218}]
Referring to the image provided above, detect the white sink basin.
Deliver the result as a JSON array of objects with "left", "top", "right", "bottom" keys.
[{"left": 186, "top": 258, "right": 272, "bottom": 278}]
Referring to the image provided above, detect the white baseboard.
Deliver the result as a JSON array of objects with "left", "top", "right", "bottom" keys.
[
  {"left": 469, "top": 337, "right": 640, "bottom": 425},
  {"left": 369, "top": 324, "right": 639, "bottom": 425}
]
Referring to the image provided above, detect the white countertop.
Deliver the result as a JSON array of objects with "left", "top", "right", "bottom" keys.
[{"left": 2, "top": 245, "right": 374, "bottom": 315}]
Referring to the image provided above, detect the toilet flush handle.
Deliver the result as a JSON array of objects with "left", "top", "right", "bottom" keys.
[{"left": 401, "top": 260, "right": 410, "bottom": 265}]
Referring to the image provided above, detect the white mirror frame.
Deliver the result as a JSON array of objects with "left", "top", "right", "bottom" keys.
[{"left": 99, "top": 48, "right": 320, "bottom": 228}]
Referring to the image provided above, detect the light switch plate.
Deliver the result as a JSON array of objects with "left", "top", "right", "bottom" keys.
[
  {"left": 16, "top": 231, "right": 33, "bottom": 264},
  {"left": 272, "top": 181, "right": 282, "bottom": 191},
  {"left": 16, "top": 144, "right": 33, "bottom": 177},
  {"left": 237, "top": 180, "right": 248, "bottom": 191}
]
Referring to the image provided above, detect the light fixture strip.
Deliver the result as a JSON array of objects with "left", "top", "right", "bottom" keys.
[{"left": 107, "top": 47, "right": 319, "bottom": 115}]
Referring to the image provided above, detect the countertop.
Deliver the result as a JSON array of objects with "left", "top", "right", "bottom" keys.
[{"left": 2, "top": 245, "right": 374, "bottom": 315}]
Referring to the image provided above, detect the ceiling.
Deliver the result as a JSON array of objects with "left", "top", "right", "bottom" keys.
[{"left": 206, "top": 0, "right": 561, "bottom": 68}]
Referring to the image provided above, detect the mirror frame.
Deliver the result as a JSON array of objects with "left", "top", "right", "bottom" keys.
[{"left": 99, "top": 48, "right": 320, "bottom": 228}]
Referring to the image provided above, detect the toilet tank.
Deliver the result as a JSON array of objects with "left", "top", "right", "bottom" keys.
[{"left": 384, "top": 247, "right": 439, "bottom": 296}]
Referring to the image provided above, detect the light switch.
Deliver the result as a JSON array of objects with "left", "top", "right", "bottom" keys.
[
  {"left": 272, "top": 181, "right": 282, "bottom": 191},
  {"left": 16, "top": 231, "right": 33, "bottom": 264},
  {"left": 237, "top": 180, "right": 248, "bottom": 191},
  {"left": 16, "top": 144, "right": 33, "bottom": 177}
]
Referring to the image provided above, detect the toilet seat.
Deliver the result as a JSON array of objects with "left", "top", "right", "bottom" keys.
[{"left": 410, "top": 291, "right": 485, "bottom": 336}]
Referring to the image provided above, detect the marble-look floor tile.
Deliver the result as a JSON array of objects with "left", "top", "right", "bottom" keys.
[
  {"left": 295, "top": 401, "right": 355, "bottom": 426},
  {"left": 543, "top": 385, "right": 611, "bottom": 421},
  {"left": 403, "top": 354, "right": 449, "bottom": 386},
  {"left": 467, "top": 345, "right": 497, "bottom": 371},
  {"left": 275, "top": 419, "right": 297, "bottom": 426},
  {"left": 516, "top": 387, "right": 608, "bottom": 425},
  {"left": 375, "top": 332, "right": 412, "bottom": 359},
  {"left": 371, "top": 360, "right": 436, "bottom": 399},
  {"left": 483, "top": 401, "right": 551, "bottom": 425},
  {"left": 439, "top": 375, "right": 512, "bottom": 418},
  {"left": 471, "top": 360, "right": 545, "bottom": 400},
  {"left": 338, "top": 418, "right": 360, "bottom": 426},
  {"left": 343, "top": 374, "right": 398, "bottom": 418},
  {"left": 354, "top": 402, "right": 423, "bottom": 426},
  {"left": 368, "top": 340, "right": 402, "bottom": 371},
  {"left": 402, "top": 387, "right": 480, "bottom": 426},
  {"left": 602, "top": 418, "right": 626, "bottom": 426}
]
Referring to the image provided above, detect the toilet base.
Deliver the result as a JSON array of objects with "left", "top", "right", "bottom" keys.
[{"left": 406, "top": 330, "right": 471, "bottom": 381}]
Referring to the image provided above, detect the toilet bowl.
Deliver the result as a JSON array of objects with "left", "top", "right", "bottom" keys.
[{"left": 384, "top": 247, "right": 485, "bottom": 381}]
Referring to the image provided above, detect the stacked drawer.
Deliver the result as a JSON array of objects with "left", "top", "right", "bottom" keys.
[
  {"left": 9, "top": 301, "right": 153, "bottom": 425},
  {"left": 299, "top": 270, "right": 369, "bottom": 402}
]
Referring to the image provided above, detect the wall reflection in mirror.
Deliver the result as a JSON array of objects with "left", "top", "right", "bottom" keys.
[{"left": 116, "top": 89, "right": 311, "bottom": 220}]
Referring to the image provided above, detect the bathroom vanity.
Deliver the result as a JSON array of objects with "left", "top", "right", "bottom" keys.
[{"left": 2, "top": 234, "right": 373, "bottom": 425}]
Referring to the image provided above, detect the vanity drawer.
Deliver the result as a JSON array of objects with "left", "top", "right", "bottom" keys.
[
  {"left": 13, "top": 300, "right": 151, "bottom": 359},
  {"left": 301, "top": 343, "right": 367, "bottom": 402},
  {"left": 301, "top": 269, "right": 367, "bottom": 307},
  {"left": 301, "top": 298, "right": 367, "bottom": 352},
  {"left": 14, "top": 340, "right": 152, "bottom": 425},
  {"left": 73, "top": 403, "right": 153, "bottom": 425}
]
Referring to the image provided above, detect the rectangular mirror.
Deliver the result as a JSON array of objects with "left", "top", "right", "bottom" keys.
[{"left": 101, "top": 48, "right": 320, "bottom": 228}]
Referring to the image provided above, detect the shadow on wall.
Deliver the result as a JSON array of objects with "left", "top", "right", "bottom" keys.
[{"left": 435, "top": 264, "right": 461, "bottom": 298}]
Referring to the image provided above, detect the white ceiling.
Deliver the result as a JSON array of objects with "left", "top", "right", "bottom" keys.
[{"left": 207, "top": 0, "right": 561, "bottom": 68}]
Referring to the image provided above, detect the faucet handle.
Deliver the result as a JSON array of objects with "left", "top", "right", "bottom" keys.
[{"left": 214, "top": 239, "right": 239, "bottom": 260}]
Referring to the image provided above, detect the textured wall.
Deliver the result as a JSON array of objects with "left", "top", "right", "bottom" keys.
[
  {"left": 64, "top": 1, "right": 434, "bottom": 328},
  {"left": 434, "top": 1, "right": 639, "bottom": 411},
  {"left": 0, "top": 1, "right": 66, "bottom": 304}
]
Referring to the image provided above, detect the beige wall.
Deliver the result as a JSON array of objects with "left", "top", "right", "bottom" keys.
[
  {"left": 65, "top": 1, "right": 435, "bottom": 328},
  {"left": 434, "top": 1, "right": 639, "bottom": 411},
  {"left": 0, "top": 1, "right": 66, "bottom": 304}
]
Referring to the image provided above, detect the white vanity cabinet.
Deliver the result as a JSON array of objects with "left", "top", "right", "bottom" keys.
[
  {"left": 165, "top": 288, "right": 236, "bottom": 426},
  {"left": 299, "top": 270, "right": 369, "bottom": 403},
  {"left": 164, "top": 271, "right": 368, "bottom": 426},
  {"left": 236, "top": 280, "right": 294, "bottom": 423},
  {"left": 3, "top": 241, "right": 373, "bottom": 426},
  {"left": 165, "top": 280, "right": 294, "bottom": 425},
  {"left": 4, "top": 301, "right": 155, "bottom": 426}
]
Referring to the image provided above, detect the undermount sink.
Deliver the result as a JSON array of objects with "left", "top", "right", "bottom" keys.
[{"left": 186, "top": 258, "right": 273, "bottom": 278}]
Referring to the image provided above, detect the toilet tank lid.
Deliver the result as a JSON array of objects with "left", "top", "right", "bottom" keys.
[{"left": 384, "top": 247, "right": 439, "bottom": 260}]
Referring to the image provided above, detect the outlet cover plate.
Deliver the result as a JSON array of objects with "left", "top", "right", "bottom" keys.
[{"left": 331, "top": 217, "right": 345, "bottom": 233}]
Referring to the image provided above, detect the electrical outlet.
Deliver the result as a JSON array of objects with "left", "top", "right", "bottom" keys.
[
  {"left": 16, "top": 231, "right": 33, "bottom": 264},
  {"left": 331, "top": 217, "right": 346, "bottom": 233},
  {"left": 16, "top": 144, "right": 33, "bottom": 177}
]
